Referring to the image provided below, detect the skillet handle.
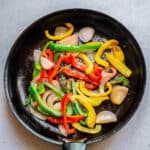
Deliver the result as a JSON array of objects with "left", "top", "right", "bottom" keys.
[{"left": 62, "top": 142, "right": 86, "bottom": 150}]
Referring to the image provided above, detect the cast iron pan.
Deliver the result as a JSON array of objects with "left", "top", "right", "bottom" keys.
[{"left": 4, "top": 9, "right": 146, "bottom": 150}]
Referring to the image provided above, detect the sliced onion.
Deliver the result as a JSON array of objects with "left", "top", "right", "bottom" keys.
[
  {"left": 42, "top": 90, "right": 53, "bottom": 104},
  {"left": 58, "top": 125, "right": 67, "bottom": 137},
  {"left": 33, "top": 49, "right": 41, "bottom": 63},
  {"left": 55, "top": 26, "right": 68, "bottom": 36},
  {"left": 96, "top": 111, "right": 117, "bottom": 124},
  {"left": 46, "top": 95, "right": 60, "bottom": 109},
  {"left": 110, "top": 85, "right": 129, "bottom": 105},
  {"left": 29, "top": 107, "right": 47, "bottom": 120},
  {"left": 57, "top": 33, "right": 78, "bottom": 45},
  {"left": 42, "top": 90, "right": 60, "bottom": 110},
  {"left": 79, "top": 26, "right": 95, "bottom": 42},
  {"left": 53, "top": 102, "right": 61, "bottom": 111},
  {"left": 40, "top": 56, "right": 54, "bottom": 70},
  {"left": 52, "top": 80, "right": 61, "bottom": 89}
]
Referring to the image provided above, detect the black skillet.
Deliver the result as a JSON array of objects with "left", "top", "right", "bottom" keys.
[{"left": 4, "top": 9, "right": 146, "bottom": 150}]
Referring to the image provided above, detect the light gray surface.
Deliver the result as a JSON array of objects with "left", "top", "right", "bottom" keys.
[{"left": 0, "top": 0, "right": 150, "bottom": 150}]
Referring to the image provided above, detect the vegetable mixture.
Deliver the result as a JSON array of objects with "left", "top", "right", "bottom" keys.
[{"left": 27, "top": 22, "right": 132, "bottom": 136}]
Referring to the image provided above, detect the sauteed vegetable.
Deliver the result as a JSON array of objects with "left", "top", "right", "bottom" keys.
[{"left": 27, "top": 22, "right": 132, "bottom": 136}]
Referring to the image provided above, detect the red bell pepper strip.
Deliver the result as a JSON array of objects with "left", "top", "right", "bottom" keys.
[
  {"left": 61, "top": 67, "right": 90, "bottom": 83},
  {"left": 85, "top": 83, "right": 98, "bottom": 90},
  {"left": 61, "top": 93, "right": 75, "bottom": 134},
  {"left": 37, "top": 69, "right": 48, "bottom": 84},
  {"left": 42, "top": 49, "right": 54, "bottom": 61},
  {"left": 38, "top": 49, "right": 54, "bottom": 84},
  {"left": 48, "top": 56, "right": 64, "bottom": 83},
  {"left": 47, "top": 115, "right": 85, "bottom": 124},
  {"left": 63, "top": 55, "right": 86, "bottom": 72},
  {"left": 63, "top": 55, "right": 103, "bottom": 83},
  {"left": 87, "top": 64, "right": 103, "bottom": 82},
  {"left": 33, "top": 101, "right": 38, "bottom": 109}
]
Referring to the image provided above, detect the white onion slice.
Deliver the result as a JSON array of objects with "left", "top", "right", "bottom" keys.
[
  {"left": 54, "top": 26, "right": 68, "bottom": 36},
  {"left": 110, "top": 85, "right": 129, "bottom": 105},
  {"left": 79, "top": 27, "right": 95, "bottom": 42},
  {"left": 96, "top": 111, "right": 117, "bottom": 124},
  {"left": 29, "top": 107, "right": 47, "bottom": 121},
  {"left": 57, "top": 33, "right": 78, "bottom": 45},
  {"left": 58, "top": 125, "right": 67, "bottom": 137},
  {"left": 33, "top": 49, "right": 41, "bottom": 63},
  {"left": 40, "top": 56, "right": 54, "bottom": 70}
]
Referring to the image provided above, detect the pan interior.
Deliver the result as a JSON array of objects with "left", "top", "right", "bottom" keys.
[{"left": 4, "top": 9, "right": 146, "bottom": 144}]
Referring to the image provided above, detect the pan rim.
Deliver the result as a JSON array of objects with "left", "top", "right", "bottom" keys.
[{"left": 3, "top": 8, "right": 146, "bottom": 145}]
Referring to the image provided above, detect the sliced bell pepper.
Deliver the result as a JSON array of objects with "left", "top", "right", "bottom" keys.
[
  {"left": 33, "top": 101, "right": 38, "bottom": 109},
  {"left": 87, "top": 64, "right": 103, "bottom": 82},
  {"left": 89, "top": 96, "right": 109, "bottom": 107},
  {"left": 48, "top": 41, "right": 102, "bottom": 52},
  {"left": 37, "top": 69, "right": 48, "bottom": 84},
  {"left": 79, "top": 81, "right": 112, "bottom": 97},
  {"left": 41, "top": 49, "right": 54, "bottom": 61},
  {"left": 63, "top": 54, "right": 86, "bottom": 72},
  {"left": 71, "top": 79, "right": 87, "bottom": 117},
  {"left": 32, "top": 63, "right": 42, "bottom": 79},
  {"left": 42, "top": 82, "right": 64, "bottom": 99},
  {"left": 48, "top": 56, "right": 64, "bottom": 82},
  {"left": 78, "top": 53, "right": 94, "bottom": 74},
  {"left": 110, "top": 74, "right": 129, "bottom": 86},
  {"left": 47, "top": 115, "right": 85, "bottom": 124},
  {"left": 95, "top": 39, "right": 118, "bottom": 68},
  {"left": 105, "top": 53, "right": 132, "bottom": 77},
  {"left": 85, "top": 83, "right": 98, "bottom": 90},
  {"left": 72, "top": 123, "right": 102, "bottom": 134},
  {"left": 61, "top": 93, "right": 76, "bottom": 134},
  {"left": 75, "top": 82, "right": 109, "bottom": 107},
  {"left": 44, "top": 22, "right": 74, "bottom": 40},
  {"left": 61, "top": 67, "right": 90, "bottom": 83},
  {"left": 63, "top": 55, "right": 102, "bottom": 87},
  {"left": 29, "top": 84, "right": 62, "bottom": 117},
  {"left": 111, "top": 45, "right": 124, "bottom": 62},
  {"left": 71, "top": 95, "right": 96, "bottom": 128},
  {"left": 42, "top": 82, "right": 73, "bottom": 116}
]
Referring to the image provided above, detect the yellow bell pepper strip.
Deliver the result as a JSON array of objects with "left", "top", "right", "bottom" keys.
[
  {"left": 105, "top": 53, "right": 132, "bottom": 77},
  {"left": 78, "top": 53, "right": 94, "bottom": 74},
  {"left": 79, "top": 81, "right": 112, "bottom": 97},
  {"left": 112, "top": 45, "right": 124, "bottom": 62},
  {"left": 88, "top": 96, "right": 109, "bottom": 107},
  {"left": 75, "top": 82, "right": 109, "bottom": 107},
  {"left": 44, "top": 22, "right": 74, "bottom": 40},
  {"left": 95, "top": 39, "right": 118, "bottom": 68},
  {"left": 72, "top": 123, "right": 102, "bottom": 134},
  {"left": 71, "top": 95, "right": 96, "bottom": 128}
]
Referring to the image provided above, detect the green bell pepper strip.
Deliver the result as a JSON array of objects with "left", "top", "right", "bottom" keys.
[
  {"left": 67, "top": 103, "right": 74, "bottom": 116},
  {"left": 37, "top": 84, "right": 45, "bottom": 94},
  {"left": 47, "top": 41, "right": 102, "bottom": 52},
  {"left": 54, "top": 52, "right": 61, "bottom": 62},
  {"left": 71, "top": 79, "right": 76, "bottom": 95},
  {"left": 71, "top": 79, "right": 87, "bottom": 117},
  {"left": 29, "top": 84, "right": 62, "bottom": 117},
  {"left": 110, "top": 74, "right": 129, "bottom": 86},
  {"left": 42, "top": 82, "right": 64, "bottom": 99},
  {"left": 32, "top": 63, "right": 42, "bottom": 78},
  {"left": 28, "top": 94, "right": 49, "bottom": 115},
  {"left": 41, "top": 41, "right": 51, "bottom": 51}
]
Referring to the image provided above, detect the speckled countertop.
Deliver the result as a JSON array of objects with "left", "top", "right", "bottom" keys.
[{"left": 0, "top": 0, "right": 150, "bottom": 150}]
